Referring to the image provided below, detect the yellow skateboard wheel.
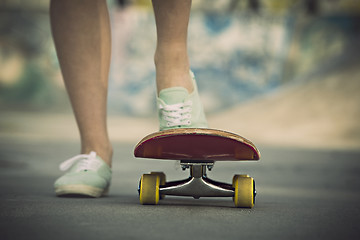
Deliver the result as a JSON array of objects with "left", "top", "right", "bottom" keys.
[
  {"left": 233, "top": 174, "right": 255, "bottom": 208},
  {"left": 150, "top": 172, "right": 166, "bottom": 199},
  {"left": 139, "top": 174, "right": 160, "bottom": 205},
  {"left": 150, "top": 172, "right": 166, "bottom": 185}
]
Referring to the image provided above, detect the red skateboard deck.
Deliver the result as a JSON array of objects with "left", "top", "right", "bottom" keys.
[{"left": 134, "top": 128, "right": 260, "bottom": 161}]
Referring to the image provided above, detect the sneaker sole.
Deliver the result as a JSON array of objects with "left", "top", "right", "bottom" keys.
[{"left": 55, "top": 184, "right": 109, "bottom": 198}]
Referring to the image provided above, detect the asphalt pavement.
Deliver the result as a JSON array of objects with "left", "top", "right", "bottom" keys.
[{"left": 1, "top": 139, "right": 360, "bottom": 240}]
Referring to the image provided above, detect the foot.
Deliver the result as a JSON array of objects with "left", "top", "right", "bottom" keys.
[
  {"left": 157, "top": 71, "right": 208, "bottom": 131},
  {"left": 54, "top": 151, "right": 112, "bottom": 197}
]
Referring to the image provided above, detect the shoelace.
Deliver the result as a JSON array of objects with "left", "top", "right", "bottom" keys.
[
  {"left": 159, "top": 101, "right": 193, "bottom": 127},
  {"left": 59, "top": 151, "right": 102, "bottom": 172}
]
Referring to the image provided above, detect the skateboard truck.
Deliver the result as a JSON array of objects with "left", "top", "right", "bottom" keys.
[
  {"left": 139, "top": 160, "right": 256, "bottom": 207},
  {"left": 160, "top": 161, "right": 234, "bottom": 199}
]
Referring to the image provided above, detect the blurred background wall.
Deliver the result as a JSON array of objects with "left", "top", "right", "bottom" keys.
[
  {"left": 0, "top": 0, "right": 359, "bottom": 147},
  {"left": 0, "top": 0, "right": 358, "bottom": 114}
]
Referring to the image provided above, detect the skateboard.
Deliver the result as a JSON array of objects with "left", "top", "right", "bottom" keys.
[{"left": 134, "top": 128, "right": 260, "bottom": 208}]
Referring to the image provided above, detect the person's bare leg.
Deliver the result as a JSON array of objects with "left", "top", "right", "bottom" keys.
[
  {"left": 152, "top": 0, "right": 194, "bottom": 94},
  {"left": 50, "top": 0, "right": 112, "bottom": 165}
]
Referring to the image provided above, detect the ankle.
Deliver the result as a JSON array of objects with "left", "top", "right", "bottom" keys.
[
  {"left": 81, "top": 144, "right": 113, "bottom": 167},
  {"left": 154, "top": 50, "right": 193, "bottom": 94},
  {"left": 155, "top": 70, "right": 194, "bottom": 94},
  {"left": 154, "top": 46, "right": 189, "bottom": 67}
]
